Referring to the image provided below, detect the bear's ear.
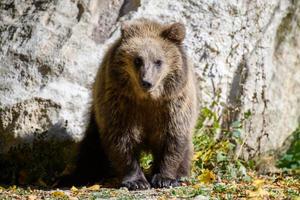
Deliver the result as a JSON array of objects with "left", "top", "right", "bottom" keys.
[
  {"left": 161, "top": 22, "right": 186, "bottom": 44},
  {"left": 120, "top": 21, "right": 133, "bottom": 39}
]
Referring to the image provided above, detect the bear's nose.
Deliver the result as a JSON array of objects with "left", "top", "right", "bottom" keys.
[{"left": 141, "top": 80, "right": 152, "bottom": 90}]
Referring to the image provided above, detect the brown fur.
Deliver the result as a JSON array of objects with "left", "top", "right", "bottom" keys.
[{"left": 92, "top": 19, "right": 197, "bottom": 190}]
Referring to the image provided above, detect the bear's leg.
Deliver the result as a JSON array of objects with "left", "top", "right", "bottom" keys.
[
  {"left": 151, "top": 135, "right": 187, "bottom": 188},
  {"left": 176, "top": 140, "right": 193, "bottom": 179},
  {"left": 102, "top": 133, "right": 150, "bottom": 190},
  {"left": 120, "top": 160, "right": 149, "bottom": 190}
]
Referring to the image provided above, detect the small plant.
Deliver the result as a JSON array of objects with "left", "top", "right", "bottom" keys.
[
  {"left": 139, "top": 152, "right": 153, "bottom": 171},
  {"left": 277, "top": 127, "right": 300, "bottom": 171},
  {"left": 192, "top": 90, "right": 253, "bottom": 182},
  {"left": 139, "top": 90, "right": 254, "bottom": 183}
]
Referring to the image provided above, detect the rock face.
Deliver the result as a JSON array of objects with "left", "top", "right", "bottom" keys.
[
  {"left": 0, "top": 0, "right": 125, "bottom": 183},
  {"left": 0, "top": 0, "right": 299, "bottom": 179},
  {"left": 0, "top": 0, "right": 124, "bottom": 150}
]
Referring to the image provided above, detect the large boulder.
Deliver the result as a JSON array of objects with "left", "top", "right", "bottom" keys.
[
  {"left": 0, "top": 0, "right": 126, "bottom": 183},
  {"left": 0, "top": 0, "right": 125, "bottom": 150},
  {"left": 0, "top": 0, "right": 299, "bottom": 182}
]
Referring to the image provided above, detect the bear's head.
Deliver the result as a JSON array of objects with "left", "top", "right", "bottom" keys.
[{"left": 115, "top": 19, "right": 188, "bottom": 99}]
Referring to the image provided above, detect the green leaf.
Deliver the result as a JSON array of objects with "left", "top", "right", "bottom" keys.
[
  {"left": 216, "top": 152, "right": 227, "bottom": 162},
  {"left": 231, "top": 121, "right": 241, "bottom": 129},
  {"left": 244, "top": 110, "right": 252, "bottom": 119},
  {"left": 232, "top": 130, "right": 241, "bottom": 138}
]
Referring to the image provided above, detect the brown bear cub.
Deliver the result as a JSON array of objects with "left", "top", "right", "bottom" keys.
[{"left": 92, "top": 19, "right": 197, "bottom": 190}]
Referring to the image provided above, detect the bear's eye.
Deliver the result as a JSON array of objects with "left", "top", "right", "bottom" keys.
[
  {"left": 134, "top": 57, "right": 143, "bottom": 69},
  {"left": 154, "top": 59, "right": 162, "bottom": 68}
]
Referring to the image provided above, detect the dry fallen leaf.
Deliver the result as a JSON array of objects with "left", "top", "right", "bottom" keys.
[
  {"left": 157, "top": 196, "right": 170, "bottom": 200},
  {"left": 247, "top": 188, "right": 269, "bottom": 199},
  {"left": 252, "top": 179, "right": 265, "bottom": 188},
  {"left": 193, "top": 152, "right": 201, "bottom": 161},
  {"left": 247, "top": 178, "right": 269, "bottom": 199},
  {"left": 87, "top": 184, "right": 101, "bottom": 191},
  {"left": 27, "top": 194, "right": 37, "bottom": 200},
  {"left": 9, "top": 185, "right": 17, "bottom": 192},
  {"left": 181, "top": 182, "right": 188, "bottom": 186},
  {"left": 52, "top": 191, "right": 67, "bottom": 198},
  {"left": 71, "top": 186, "right": 79, "bottom": 192},
  {"left": 197, "top": 169, "right": 216, "bottom": 184},
  {"left": 192, "top": 183, "right": 202, "bottom": 189}
]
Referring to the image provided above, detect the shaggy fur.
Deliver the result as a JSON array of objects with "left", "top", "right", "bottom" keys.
[{"left": 81, "top": 19, "right": 197, "bottom": 190}]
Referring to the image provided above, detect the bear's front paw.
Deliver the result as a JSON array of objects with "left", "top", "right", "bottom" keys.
[
  {"left": 151, "top": 174, "right": 179, "bottom": 188},
  {"left": 121, "top": 179, "right": 150, "bottom": 190}
]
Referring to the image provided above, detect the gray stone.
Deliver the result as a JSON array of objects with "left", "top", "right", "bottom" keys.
[{"left": 0, "top": 0, "right": 124, "bottom": 153}]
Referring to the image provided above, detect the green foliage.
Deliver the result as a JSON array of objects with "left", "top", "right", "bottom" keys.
[
  {"left": 139, "top": 152, "right": 153, "bottom": 171},
  {"left": 278, "top": 127, "right": 300, "bottom": 170},
  {"left": 139, "top": 91, "right": 254, "bottom": 182},
  {"left": 192, "top": 92, "right": 253, "bottom": 182}
]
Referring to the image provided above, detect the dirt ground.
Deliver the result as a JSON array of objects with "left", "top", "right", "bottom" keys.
[{"left": 0, "top": 174, "right": 299, "bottom": 200}]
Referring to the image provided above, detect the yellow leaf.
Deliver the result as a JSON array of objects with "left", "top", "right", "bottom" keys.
[
  {"left": 87, "top": 184, "right": 101, "bottom": 191},
  {"left": 9, "top": 185, "right": 17, "bottom": 191},
  {"left": 158, "top": 196, "right": 170, "bottom": 200},
  {"left": 71, "top": 186, "right": 78, "bottom": 192},
  {"left": 247, "top": 179, "right": 269, "bottom": 199},
  {"left": 52, "top": 191, "right": 67, "bottom": 198},
  {"left": 197, "top": 169, "right": 216, "bottom": 184},
  {"left": 253, "top": 179, "right": 265, "bottom": 188},
  {"left": 110, "top": 191, "right": 118, "bottom": 197},
  {"left": 248, "top": 188, "right": 269, "bottom": 199},
  {"left": 193, "top": 152, "right": 201, "bottom": 161},
  {"left": 192, "top": 183, "right": 202, "bottom": 189}
]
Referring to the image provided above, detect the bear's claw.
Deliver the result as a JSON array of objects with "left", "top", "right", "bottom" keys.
[
  {"left": 151, "top": 174, "right": 180, "bottom": 188},
  {"left": 121, "top": 179, "right": 150, "bottom": 190}
]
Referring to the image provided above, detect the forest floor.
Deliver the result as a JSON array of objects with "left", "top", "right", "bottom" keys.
[{"left": 0, "top": 172, "right": 299, "bottom": 200}]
